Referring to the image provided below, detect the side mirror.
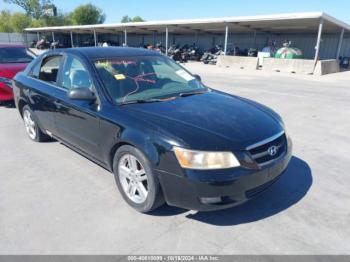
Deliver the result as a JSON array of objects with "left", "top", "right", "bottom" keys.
[
  {"left": 193, "top": 74, "right": 202, "bottom": 82},
  {"left": 67, "top": 88, "right": 96, "bottom": 101}
]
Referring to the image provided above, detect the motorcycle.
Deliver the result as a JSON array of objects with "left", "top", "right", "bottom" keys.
[
  {"left": 247, "top": 48, "right": 258, "bottom": 57},
  {"left": 154, "top": 43, "right": 166, "bottom": 54},
  {"left": 184, "top": 44, "right": 203, "bottom": 61},
  {"left": 82, "top": 38, "right": 95, "bottom": 47},
  {"left": 226, "top": 46, "right": 248, "bottom": 56},
  {"left": 30, "top": 40, "right": 37, "bottom": 48},
  {"left": 201, "top": 45, "right": 224, "bottom": 65},
  {"left": 50, "top": 40, "right": 64, "bottom": 49},
  {"left": 168, "top": 44, "right": 187, "bottom": 63},
  {"left": 36, "top": 38, "right": 50, "bottom": 49}
]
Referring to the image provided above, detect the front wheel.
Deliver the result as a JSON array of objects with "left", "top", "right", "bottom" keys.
[{"left": 113, "top": 145, "right": 164, "bottom": 213}]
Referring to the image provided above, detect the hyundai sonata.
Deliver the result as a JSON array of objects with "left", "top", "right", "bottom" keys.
[{"left": 13, "top": 47, "right": 292, "bottom": 212}]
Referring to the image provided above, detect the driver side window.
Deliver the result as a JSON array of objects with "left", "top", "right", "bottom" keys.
[{"left": 62, "top": 56, "right": 92, "bottom": 90}]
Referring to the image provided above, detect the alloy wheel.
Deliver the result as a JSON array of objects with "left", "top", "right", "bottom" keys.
[
  {"left": 118, "top": 154, "right": 148, "bottom": 204},
  {"left": 23, "top": 110, "right": 37, "bottom": 140}
]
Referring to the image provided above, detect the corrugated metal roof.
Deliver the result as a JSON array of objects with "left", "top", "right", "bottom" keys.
[{"left": 24, "top": 12, "right": 350, "bottom": 33}]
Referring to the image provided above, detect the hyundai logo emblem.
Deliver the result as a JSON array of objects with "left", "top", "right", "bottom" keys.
[{"left": 267, "top": 146, "right": 278, "bottom": 156}]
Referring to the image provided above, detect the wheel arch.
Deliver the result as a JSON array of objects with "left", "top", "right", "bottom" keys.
[
  {"left": 17, "top": 98, "right": 28, "bottom": 118},
  {"left": 108, "top": 133, "right": 162, "bottom": 173}
]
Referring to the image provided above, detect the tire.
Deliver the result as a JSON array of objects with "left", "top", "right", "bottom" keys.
[
  {"left": 22, "top": 105, "right": 50, "bottom": 142},
  {"left": 113, "top": 145, "right": 164, "bottom": 213}
]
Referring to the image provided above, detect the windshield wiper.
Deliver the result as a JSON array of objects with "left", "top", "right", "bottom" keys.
[
  {"left": 178, "top": 90, "right": 208, "bottom": 97},
  {"left": 119, "top": 98, "right": 165, "bottom": 105}
]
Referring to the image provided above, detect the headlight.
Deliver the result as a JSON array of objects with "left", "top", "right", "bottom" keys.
[{"left": 173, "top": 146, "right": 240, "bottom": 170}]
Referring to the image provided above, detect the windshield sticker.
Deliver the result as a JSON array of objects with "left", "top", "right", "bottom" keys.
[
  {"left": 114, "top": 74, "right": 126, "bottom": 80},
  {"left": 176, "top": 69, "right": 195, "bottom": 81}
]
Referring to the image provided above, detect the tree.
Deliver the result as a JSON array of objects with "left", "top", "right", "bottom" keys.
[
  {"left": 10, "top": 12, "right": 31, "bottom": 32},
  {"left": 29, "top": 18, "right": 46, "bottom": 28},
  {"left": 42, "top": 12, "right": 71, "bottom": 26},
  {"left": 0, "top": 2, "right": 107, "bottom": 32},
  {"left": 121, "top": 15, "right": 145, "bottom": 23},
  {"left": 132, "top": 16, "right": 145, "bottom": 22},
  {"left": 0, "top": 11, "right": 14, "bottom": 32},
  {"left": 69, "top": 3, "right": 105, "bottom": 25},
  {"left": 121, "top": 15, "right": 131, "bottom": 23},
  {"left": 4, "top": 0, "right": 43, "bottom": 19}
]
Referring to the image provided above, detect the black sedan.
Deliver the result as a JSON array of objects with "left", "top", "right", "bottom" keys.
[{"left": 13, "top": 47, "right": 292, "bottom": 212}]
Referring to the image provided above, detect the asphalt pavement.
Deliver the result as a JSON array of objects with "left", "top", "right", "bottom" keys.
[{"left": 1, "top": 63, "right": 349, "bottom": 254}]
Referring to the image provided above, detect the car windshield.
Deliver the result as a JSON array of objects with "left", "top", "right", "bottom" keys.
[
  {"left": 0, "top": 47, "right": 34, "bottom": 64},
  {"left": 94, "top": 55, "right": 207, "bottom": 104}
]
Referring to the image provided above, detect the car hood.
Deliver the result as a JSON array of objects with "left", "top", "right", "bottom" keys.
[
  {"left": 0, "top": 63, "right": 28, "bottom": 79},
  {"left": 126, "top": 91, "right": 283, "bottom": 150}
]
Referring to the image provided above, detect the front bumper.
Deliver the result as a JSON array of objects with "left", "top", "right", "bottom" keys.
[{"left": 157, "top": 139, "right": 292, "bottom": 211}]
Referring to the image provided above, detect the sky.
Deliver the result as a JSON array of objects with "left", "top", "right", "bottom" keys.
[{"left": 1, "top": 0, "right": 350, "bottom": 24}]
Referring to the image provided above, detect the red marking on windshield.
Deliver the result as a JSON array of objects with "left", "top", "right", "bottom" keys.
[{"left": 122, "top": 72, "right": 157, "bottom": 103}]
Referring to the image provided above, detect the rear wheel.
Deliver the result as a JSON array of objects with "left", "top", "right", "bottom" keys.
[
  {"left": 113, "top": 145, "right": 164, "bottom": 213},
  {"left": 22, "top": 105, "right": 50, "bottom": 142}
]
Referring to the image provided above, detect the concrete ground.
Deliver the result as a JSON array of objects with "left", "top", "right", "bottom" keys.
[{"left": 1, "top": 63, "right": 350, "bottom": 255}]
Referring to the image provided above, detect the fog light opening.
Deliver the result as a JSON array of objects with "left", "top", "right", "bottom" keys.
[{"left": 200, "top": 197, "right": 222, "bottom": 205}]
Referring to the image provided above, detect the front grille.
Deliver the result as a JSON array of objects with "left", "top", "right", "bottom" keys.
[{"left": 247, "top": 132, "right": 287, "bottom": 166}]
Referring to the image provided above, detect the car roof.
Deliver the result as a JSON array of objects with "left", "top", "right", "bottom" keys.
[{"left": 63, "top": 47, "right": 162, "bottom": 60}]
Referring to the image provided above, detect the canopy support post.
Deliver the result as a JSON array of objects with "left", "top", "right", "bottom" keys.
[
  {"left": 224, "top": 24, "right": 229, "bottom": 55},
  {"left": 51, "top": 32, "right": 55, "bottom": 49},
  {"left": 124, "top": 29, "right": 127, "bottom": 46},
  {"left": 70, "top": 31, "right": 74, "bottom": 48},
  {"left": 165, "top": 26, "right": 169, "bottom": 56},
  {"left": 93, "top": 30, "right": 97, "bottom": 46},
  {"left": 314, "top": 18, "right": 324, "bottom": 64},
  {"left": 336, "top": 28, "right": 345, "bottom": 60}
]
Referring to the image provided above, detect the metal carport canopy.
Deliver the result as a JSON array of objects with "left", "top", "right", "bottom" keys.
[{"left": 25, "top": 12, "right": 350, "bottom": 34}]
